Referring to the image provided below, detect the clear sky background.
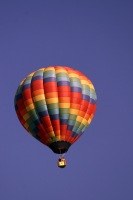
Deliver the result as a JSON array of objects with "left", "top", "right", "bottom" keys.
[{"left": 0, "top": 0, "right": 133, "bottom": 200}]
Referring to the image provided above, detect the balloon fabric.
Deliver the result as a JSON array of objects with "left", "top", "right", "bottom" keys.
[{"left": 14, "top": 66, "right": 97, "bottom": 155}]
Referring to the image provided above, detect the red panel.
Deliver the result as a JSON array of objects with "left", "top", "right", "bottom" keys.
[
  {"left": 44, "top": 86, "right": 58, "bottom": 93},
  {"left": 44, "top": 82, "right": 57, "bottom": 88},
  {"left": 41, "top": 116, "right": 51, "bottom": 126},
  {"left": 58, "top": 91, "right": 70, "bottom": 97},
  {"left": 51, "top": 120, "right": 60, "bottom": 130},
  {"left": 58, "top": 86, "right": 70, "bottom": 92},
  {"left": 70, "top": 97, "right": 81, "bottom": 104},
  {"left": 19, "top": 108, "right": 28, "bottom": 116},
  {"left": 22, "top": 88, "right": 31, "bottom": 100},
  {"left": 17, "top": 99, "right": 25, "bottom": 110},
  {"left": 31, "top": 80, "right": 43, "bottom": 90},
  {"left": 71, "top": 92, "right": 82, "bottom": 99}
]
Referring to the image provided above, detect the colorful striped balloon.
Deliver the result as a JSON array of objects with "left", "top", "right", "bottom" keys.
[{"left": 14, "top": 66, "right": 97, "bottom": 155}]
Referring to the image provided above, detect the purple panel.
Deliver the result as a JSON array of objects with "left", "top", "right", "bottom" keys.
[
  {"left": 71, "top": 87, "right": 82, "bottom": 93},
  {"left": 67, "top": 125, "right": 73, "bottom": 131},
  {"left": 34, "top": 119, "right": 41, "bottom": 126},
  {"left": 57, "top": 81, "right": 70, "bottom": 86},
  {"left": 90, "top": 98, "right": 96, "bottom": 104},
  {"left": 15, "top": 104, "right": 18, "bottom": 110},
  {"left": 43, "top": 77, "right": 56, "bottom": 82},
  {"left": 71, "top": 131, "right": 78, "bottom": 138},
  {"left": 50, "top": 114, "right": 59, "bottom": 120},
  {"left": 15, "top": 93, "right": 23, "bottom": 101},
  {"left": 38, "top": 110, "right": 49, "bottom": 117},
  {"left": 32, "top": 75, "right": 43, "bottom": 81},
  {"left": 82, "top": 94, "right": 90, "bottom": 101},
  {"left": 22, "top": 84, "right": 31, "bottom": 90},
  {"left": 60, "top": 119, "right": 68, "bottom": 124}
]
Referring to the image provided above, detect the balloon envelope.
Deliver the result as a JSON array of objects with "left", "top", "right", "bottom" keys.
[{"left": 14, "top": 66, "right": 97, "bottom": 154}]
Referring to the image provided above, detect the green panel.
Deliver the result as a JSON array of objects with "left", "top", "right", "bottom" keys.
[
  {"left": 48, "top": 108, "right": 59, "bottom": 115},
  {"left": 59, "top": 114, "right": 69, "bottom": 119},
  {"left": 82, "top": 84, "right": 90, "bottom": 90},
  {"left": 82, "top": 89, "right": 90, "bottom": 96},
  {"left": 90, "top": 93, "right": 97, "bottom": 100},
  {"left": 36, "top": 105, "right": 47, "bottom": 112},
  {"left": 69, "top": 114, "right": 77, "bottom": 120},
  {"left": 47, "top": 103, "right": 58, "bottom": 109},
  {"left": 43, "top": 69, "right": 56, "bottom": 78},
  {"left": 56, "top": 76, "right": 69, "bottom": 82},
  {"left": 68, "top": 119, "right": 75, "bottom": 126},
  {"left": 74, "top": 121, "right": 81, "bottom": 128},
  {"left": 34, "top": 100, "right": 46, "bottom": 107},
  {"left": 17, "top": 85, "right": 23, "bottom": 94},
  {"left": 70, "top": 82, "right": 81, "bottom": 88},
  {"left": 56, "top": 72, "right": 69, "bottom": 78},
  {"left": 59, "top": 108, "right": 70, "bottom": 114},
  {"left": 28, "top": 109, "right": 39, "bottom": 118},
  {"left": 90, "top": 88, "right": 96, "bottom": 95},
  {"left": 33, "top": 69, "right": 44, "bottom": 76},
  {"left": 26, "top": 120, "right": 37, "bottom": 129},
  {"left": 70, "top": 77, "right": 81, "bottom": 83}
]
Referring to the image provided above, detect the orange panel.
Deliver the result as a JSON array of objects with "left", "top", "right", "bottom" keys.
[
  {"left": 45, "top": 92, "right": 58, "bottom": 98},
  {"left": 71, "top": 103, "right": 80, "bottom": 110},
  {"left": 58, "top": 97, "right": 70, "bottom": 103},
  {"left": 24, "top": 98, "right": 33, "bottom": 106},
  {"left": 32, "top": 89, "right": 44, "bottom": 97}
]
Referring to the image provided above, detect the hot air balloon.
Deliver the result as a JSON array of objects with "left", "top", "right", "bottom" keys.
[{"left": 14, "top": 66, "right": 97, "bottom": 168}]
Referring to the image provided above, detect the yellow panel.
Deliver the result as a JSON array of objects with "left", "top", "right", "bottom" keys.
[
  {"left": 81, "top": 80, "right": 95, "bottom": 89},
  {"left": 39, "top": 68, "right": 45, "bottom": 71},
  {"left": 23, "top": 113, "right": 30, "bottom": 120},
  {"left": 55, "top": 69, "right": 67, "bottom": 74},
  {"left": 33, "top": 94, "right": 45, "bottom": 102},
  {"left": 69, "top": 73, "right": 79, "bottom": 78},
  {"left": 46, "top": 98, "right": 58, "bottom": 104},
  {"left": 26, "top": 103, "right": 34, "bottom": 111},
  {"left": 76, "top": 116, "right": 83, "bottom": 122},
  {"left": 55, "top": 136, "right": 61, "bottom": 141},
  {"left": 28, "top": 71, "right": 36, "bottom": 77},
  {"left": 81, "top": 118, "right": 88, "bottom": 126},
  {"left": 49, "top": 131, "right": 55, "bottom": 137},
  {"left": 20, "top": 78, "right": 26, "bottom": 85},
  {"left": 88, "top": 118, "right": 92, "bottom": 124},
  {"left": 59, "top": 103, "right": 70, "bottom": 108},
  {"left": 24, "top": 122, "right": 29, "bottom": 129},
  {"left": 76, "top": 116, "right": 89, "bottom": 126},
  {"left": 44, "top": 67, "right": 54, "bottom": 71},
  {"left": 89, "top": 84, "right": 94, "bottom": 89},
  {"left": 81, "top": 80, "right": 89, "bottom": 85},
  {"left": 70, "top": 109, "right": 79, "bottom": 115}
]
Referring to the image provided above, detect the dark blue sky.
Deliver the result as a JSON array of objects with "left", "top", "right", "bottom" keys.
[{"left": 0, "top": 1, "right": 133, "bottom": 200}]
